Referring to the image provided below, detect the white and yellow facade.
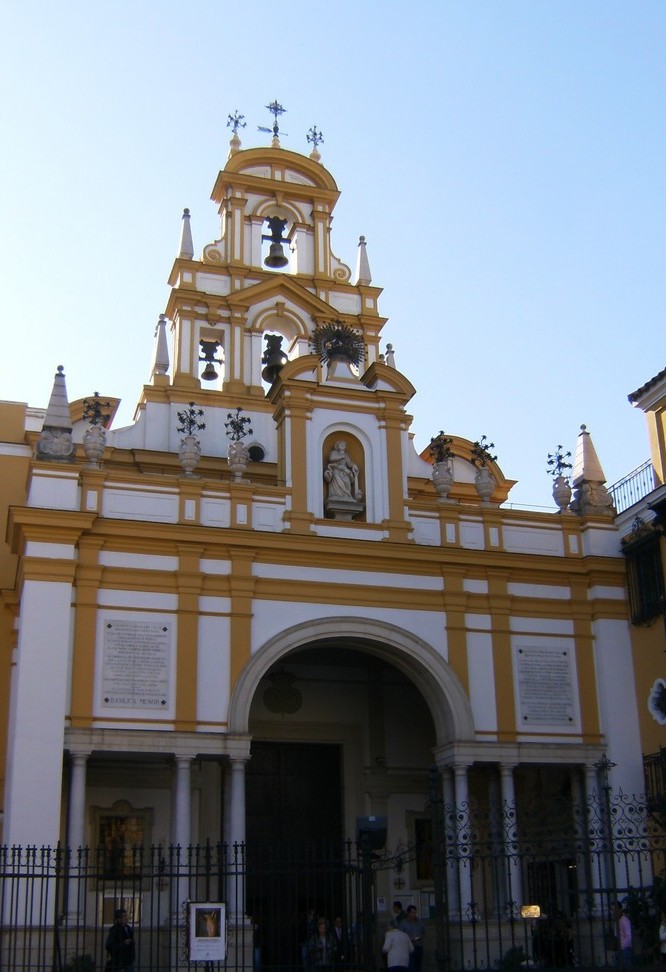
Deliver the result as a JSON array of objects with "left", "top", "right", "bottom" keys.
[{"left": 0, "top": 135, "right": 643, "bottom": 908}]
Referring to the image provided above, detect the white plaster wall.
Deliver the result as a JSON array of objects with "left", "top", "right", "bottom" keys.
[
  {"left": 25, "top": 541, "right": 76, "bottom": 559},
  {"left": 253, "top": 502, "right": 284, "bottom": 532},
  {"left": 197, "top": 613, "right": 232, "bottom": 726},
  {"left": 103, "top": 487, "right": 179, "bottom": 523},
  {"left": 28, "top": 470, "right": 79, "bottom": 510},
  {"left": 592, "top": 618, "right": 645, "bottom": 796},
  {"left": 99, "top": 551, "right": 179, "bottom": 571},
  {"left": 405, "top": 437, "right": 433, "bottom": 477},
  {"left": 588, "top": 586, "right": 625, "bottom": 600},
  {"left": 466, "top": 629, "right": 498, "bottom": 733},
  {"left": 108, "top": 407, "right": 148, "bottom": 449},
  {"left": 460, "top": 520, "right": 484, "bottom": 550},
  {"left": 316, "top": 524, "right": 385, "bottom": 541},
  {"left": 328, "top": 293, "right": 361, "bottom": 315},
  {"left": 252, "top": 563, "right": 444, "bottom": 591},
  {"left": 464, "top": 580, "right": 488, "bottom": 595},
  {"left": 503, "top": 526, "right": 565, "bottom": 556},
  {"left": 98, "top": 590, "right": 178, "bottom": 610},
  {"left": 580, "top": 524, "right": 622, "bottom": 558},
  {"left": 410, "top": 515, "right": 440, "bottom": 546},
  {"left": 251, "top": 600, "right": 448, "bottom": 661},
  {"left": 201, "top": 498, "right": 231, "bottom": 529},
  {"left": 196, "top": 273, "right": 231, "bottom": 296},
  {"left": 510, "top": 617, "right": 574, "bottom": 635},
  {"left": 3, "top": 579, "right": 73, "bottom": 848},
  {"left": 508, "top": 583, "right": 570, "bottom": 600}
]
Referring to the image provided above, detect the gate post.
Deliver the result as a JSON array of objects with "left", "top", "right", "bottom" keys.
[
  {"left": 359, "top": 837, "right": 377, "bottom": 972},
  {"left": 430, "top": 766, "right": 448, "bottom": 972}
]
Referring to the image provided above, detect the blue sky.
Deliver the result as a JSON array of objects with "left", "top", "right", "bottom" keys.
[{"left": 1, "top": 1, "right": 664, "bottom": 507}]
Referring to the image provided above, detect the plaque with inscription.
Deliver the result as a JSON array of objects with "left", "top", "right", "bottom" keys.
[
  {"left": 101, "top": 619, "right": 172, "bottom": 709},
  {"left": 515, "top": 644, "right": 576, "bottom": 726}
]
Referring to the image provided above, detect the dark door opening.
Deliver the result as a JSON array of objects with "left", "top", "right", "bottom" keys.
[{"left": 246, "top": 741, "right": 348, "bottom": 971}]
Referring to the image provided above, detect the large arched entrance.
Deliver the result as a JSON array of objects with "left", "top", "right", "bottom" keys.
[{"left": 229, "top": 619, "right": 474, "bottom": 971}]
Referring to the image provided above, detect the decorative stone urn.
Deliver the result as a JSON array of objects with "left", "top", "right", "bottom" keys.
[
  {"left": 179, "top": 434, "right": 201, "bottom": 476},
  {"left": 474, "top": 465, "right": 495, "bottom": 503},
  {"left": 83, "top": 424, "right": 106, "bottom": 467},
  {"left": 228, "top": 440, "right": 250, "bottom": 481},
  {"left": 432, "top": 459, "right": 454, "bottom": 500},
  {"left": 552, "top": 474, "right": 572, "bottom": 512}
]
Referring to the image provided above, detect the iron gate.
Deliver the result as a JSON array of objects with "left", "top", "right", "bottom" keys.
[{"left": 1, "top": 789, "right": 666, "bottom": 971}]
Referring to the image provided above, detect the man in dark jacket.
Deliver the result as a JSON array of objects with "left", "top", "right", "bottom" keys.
[{"left": 105, "top": 908, "right": 135, "bottom": 970}]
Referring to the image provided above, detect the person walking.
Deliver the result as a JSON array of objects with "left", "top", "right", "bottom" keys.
[
  {"left": 659, "top": 910, "right": 666, "bottom": 964},
  {"left": 390, "top": 901, "right": 407, "bottom": 929},
  {"left": 400, "top": 905, "right": 425, "bottom": 972},
  {"left": 611, "top": 901, "right": 633, "bottom": 970},
  {"left": 382, "top": 923, "right": 413, "bottom": 972},
  {"left": 105, "top": 908, "right": 135, "bottom": 971}
]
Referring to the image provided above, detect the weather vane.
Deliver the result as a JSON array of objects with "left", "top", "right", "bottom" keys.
[
  {"left": 306, "top": 126, "right": 324, "bottom": 150},
  {"left": 227, "top": 110, "right": 246, "bottom": 135},
  {"left": 259, "top": 101, "right": 288, "bottom": 139}
]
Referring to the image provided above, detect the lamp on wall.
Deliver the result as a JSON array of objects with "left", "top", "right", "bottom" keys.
[{"left": 199, "top": 339, "right": 223, "bottom": 381}]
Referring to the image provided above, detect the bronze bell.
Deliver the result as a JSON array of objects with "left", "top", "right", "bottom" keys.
[
  {"left": 262, "top": 215, "right": 290, "bottom": 269},
  {"left": 262, "top": 334, "right": 288, "bottom": 383},
  {"left": 264, "top": 242, "right": 289, "bottom": 269},
  {"left": 201, "top": 362, "right": 218, "bottom": 381}
]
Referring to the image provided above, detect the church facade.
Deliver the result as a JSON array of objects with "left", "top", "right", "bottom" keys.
[{"left": 0, "top": 127, "right": 646, "bottom": 965}]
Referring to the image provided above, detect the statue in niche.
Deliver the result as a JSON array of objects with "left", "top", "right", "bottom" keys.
[{"left": 324, "top": 441, "right": 364, "bottom": 520}]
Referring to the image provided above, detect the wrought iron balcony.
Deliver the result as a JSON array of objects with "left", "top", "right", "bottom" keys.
[
  {"left": 643, "top": 747, "right": 666, "bottom": 815},
  {"left": 609, "top": 459, "right": 656, "bottom": 514}
]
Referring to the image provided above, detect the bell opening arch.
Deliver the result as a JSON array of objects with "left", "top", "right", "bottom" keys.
[{"left": 228, "top": 616, "right": 475, "bottom": 745}]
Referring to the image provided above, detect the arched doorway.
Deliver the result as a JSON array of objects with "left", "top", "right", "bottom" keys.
[{"left": 229, "top": 619, "right": 474, "bottom": 971}]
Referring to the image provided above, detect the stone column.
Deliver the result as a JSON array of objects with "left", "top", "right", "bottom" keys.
[
  {"left": 66, "top": 749, "right": 91, "bottom": 921},
  {"left": 584, "top": 763, "right": 604, "bottom": 916},
  {"left": 499, "top": 763, "right": 523, "bottom": 911},
  {"left": 572, "top": 767, "right": 596, "bottom": 917},
  {"left": 453, "top": 763, "right": 474, "bottom": 919},
  {"left": 488, "top": 771, "right": 507, "bottom": 916},
  {"left": 228, "top": 756, "right": 249, "bottom": 921},
  {"left": 442, "top": 767, "right": 460, "bottom": 917},
  {"left": 172, "top": 755, "right": 192, "bottom": 916}
]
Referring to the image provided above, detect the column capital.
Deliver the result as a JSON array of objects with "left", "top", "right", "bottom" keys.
[
  {"left": 68, "top": 748, "right": 92, "bottom": 762},
  {"left": 229, "top": 754, "right": 250, "bottom": 769},
  {"left": 174, "top": 752, "right": 194, "bottom": 764},
  {"left": 452, "top": 761, "right": 471, "bottom": 776}
]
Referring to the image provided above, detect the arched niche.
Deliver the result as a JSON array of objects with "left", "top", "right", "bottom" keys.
[{"left": 322, "top": 430, "right": 366, "bottom": 521}]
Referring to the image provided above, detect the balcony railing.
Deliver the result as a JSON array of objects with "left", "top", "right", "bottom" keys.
[
  {"left": 644, "top": 747, "right": 666, "bottom": 814},
  {"left": 608, "top": 459, "right": 656, "bottom": 514}
]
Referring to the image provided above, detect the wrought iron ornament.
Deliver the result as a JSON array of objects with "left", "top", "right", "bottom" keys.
[
  {"left": 306, "top": 126, "right": 324, "bottom": 150},
  {"left": 226, "top": 111, "right": 246, "bottom": 135},
  {"left": 259, "top": 101, "right": 288, "bottom": 139}
]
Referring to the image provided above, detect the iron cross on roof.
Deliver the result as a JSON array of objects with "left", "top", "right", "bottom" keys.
[
  {"left": 226, "top": 110, "right": 246, "bottom": 135},
  {"left": 306, "top": 126, "right": 324, "bottom": 150},
  {"left": 259, "top": 100, "right": 288, "bottom": 138}
]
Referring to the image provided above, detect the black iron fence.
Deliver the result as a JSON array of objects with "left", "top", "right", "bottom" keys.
[{"left": 2, "top": 791, "right": 666, "bottom": 972}]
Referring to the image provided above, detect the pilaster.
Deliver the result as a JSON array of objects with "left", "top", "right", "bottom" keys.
[{"left": 175, "top": 545, "right": 204, "bottom": 731}]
